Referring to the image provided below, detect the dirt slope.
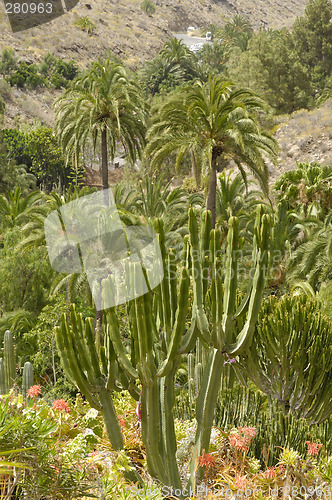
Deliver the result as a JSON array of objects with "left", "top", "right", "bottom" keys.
[{"left": 0, "top": 0, "right": 309, "bottom": 69}]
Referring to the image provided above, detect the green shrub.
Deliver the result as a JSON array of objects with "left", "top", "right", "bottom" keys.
[
  {"left": 140, "top": 0, "right": 156, "bottom": 15},
  {"left": 74, "top": 16, "right": 96, "bottom": 34}
]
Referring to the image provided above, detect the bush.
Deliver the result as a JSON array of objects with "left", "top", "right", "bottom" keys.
[
  {"left": 74, "top": 16, "right": 96, "bottom": 34},
  {"left": 140, "top": 0, "right": 156, "bottom": 15}
]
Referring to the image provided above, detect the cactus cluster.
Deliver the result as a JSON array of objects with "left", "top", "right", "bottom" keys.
[
  {"left": 215, "top": 386, "right": 331, "bottom": 464},
  {"left": 238, "top": 294, "right": 332, "bottom": 424},
  {"left": 0, "top": 330, "right": 34, "bottom": 397},
  {"left": 55, "top": 207, "right": 271, "bottom": 493}
]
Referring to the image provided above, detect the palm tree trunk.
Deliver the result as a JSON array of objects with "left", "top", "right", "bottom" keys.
[
  {"left": 101, "top": 128, "right": 108, "bottom": 190},
  {"left": 191, "top": 149, "right": 200, "bottom": 189},
  {"left": 206, "top": 150, "right": 218, "bottom": 228}
]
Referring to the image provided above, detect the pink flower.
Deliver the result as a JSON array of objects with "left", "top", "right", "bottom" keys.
[
  {"left": 306, "top": 441, "right": 322, "bottom": 457},
  {"left": 234, "top": 476, "right": 246, "bottom": 490},
  {"left": 265, "top": 467, "right": 276, "bottom": 479},
  {"left": 27, "top": 385, "right": 41, "bottom": 398},
  {"left": 229, "top": 433, "right": 247, "bottom": 452},
  {"left": 198, "top": 453, "right": 216, "bottom": 468},
  {"left": 52, "top": 399, "right": 70, "bottom": 413},
  {"left": 240, "top": 426, "right": 257, "bottom": 439}
]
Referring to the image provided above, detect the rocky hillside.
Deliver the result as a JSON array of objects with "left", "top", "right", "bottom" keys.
[{"left": 0, "top": 0, "right": 309, "bottom": 69}]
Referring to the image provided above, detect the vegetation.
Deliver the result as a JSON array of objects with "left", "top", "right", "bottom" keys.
[{"left": 0, "top": 0, "right": 331, "bottom": 497}]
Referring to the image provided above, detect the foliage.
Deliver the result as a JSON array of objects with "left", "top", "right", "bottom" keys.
[
  {"left": 140, "top": 0, "right": 156, "bottom": 16},
  {"left": 239, "top": 294, "right": 332, "bottom": 423},
  {"left": 227, "top": 29, "right": 312, "bottom": 114},
  {"left": 287, "top": 213, "right": 332, "bottom": 291},
  {"left": 0, "top": 143, "right": 36, "bottom": 195},
  {"left": 0, "top": 47, "right": 16, "bottom": 78},
  {"left": 74, "top": 16, "right": 96, "bottom": 35},
  {"left": 2, "top": 127, "right": 71, "bottom": 190},
  {"left": 292, "top": 0, "right": 332, "bottom": 93},
  {"left": 54, "top": 59, "right": 147, "bottom": 190},
  {"left": 274, "top": 161, "right": 332, "bottom": 219},
  {"left": 9, "top": 61, "right": 47, "bottom": 89},
  {"left": 40, "top": 52, "right": 78, "bottom": 89},
  {"left": 146, "top": 76, "right": 278, "bottom": 226},
  {"left": 139, "top": 38, "right": 199, "bottom": 95},
  {"left": 0, "top": 226, "right": 54, "bottom": 315}
]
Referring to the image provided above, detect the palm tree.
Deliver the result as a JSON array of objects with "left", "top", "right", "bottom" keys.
[
  {"left": 54, "top": 60, "right": 147, "bottom": 191},
  {"left": 287, "top": 213, "right": 332, "bottom": 291},
  {"left": 0, "top": 187, "right": 46, "bottom": 231},
  {"left": 146, "top": 76, "right": 278, "bottom": 227}
]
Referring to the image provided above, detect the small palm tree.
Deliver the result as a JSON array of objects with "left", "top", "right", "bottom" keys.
[
  {"left": 0, "top": 187, "right": 45, "bottom": 230},
  {"left": 146, "top": 76, "right": 278, "bottom": 227},
  {"left": 74, "top": 16, "right": 96, "bottom": 35},
  {"left": 54, "top": 60, "right": 147, "bottom": 191},
  {"left": 287, "top": 213, "right": 332, "bottom": 291}
]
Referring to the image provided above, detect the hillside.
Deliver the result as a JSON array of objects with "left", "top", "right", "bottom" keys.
[{"left": 0, "top": 0, "right": 309, "bottom": 69}]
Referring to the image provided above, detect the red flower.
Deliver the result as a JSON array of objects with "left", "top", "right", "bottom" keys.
[
  {"left": 52, "top": 399, "right": 70, "bottom": 413},
  {"left": 306, "top": 441, "right": 322, "bottom": 457},
  {"left": 241, "top": 426, "right": 257, "bottom": 439},
  {"left": 265, "top": 467, "right": 276, "bottom": 479},
  {"left": 234, "top": 476, "right": 246, "bottom": 490},
  {"left": 198, "top": 453, "right": 216, "bottom": 468},
  {"left": 118, "top": 416, "right": 126, "bottom": 428},
  {"left": 229, "top": 433, "right": 247, "bottom": 452},
  {"left": 27, "top": 385, "right": 41, "bottom": 398}
]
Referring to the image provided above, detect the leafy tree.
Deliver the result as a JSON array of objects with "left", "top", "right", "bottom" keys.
[
  {"left": 196, "top": 41, "right": 230, "bottom": 77},
  {"left": 9, "top": 62, "right": 47, "bottom": 89},
  {"left": 146, "top": 76, "right": 278, "bottom": 226},
  {"left": 0, "top": 227, "right": 54, "bottom": 315},
  {"left": 274, "top": 161, "right": 332, "bottom": 219},
  {"left": 40, "top": 53, "right": 78, "bottom": 89},
  {"left": 54, "top": 60, "right": 147, "bottom": 190},
  {"left": 292, "top": 0, "right": 332, "bottom": 92},
  {"left": 0, "top": 48, "right": 16, "bottom": 78},
  {"left": 227, "top": 29, "right": 312, "bottom": 113},
  {"left": 2, "top": 127, "right": 70, "bottom": 190}
]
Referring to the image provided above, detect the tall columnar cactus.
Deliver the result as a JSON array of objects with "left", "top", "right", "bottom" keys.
[
  {"left": 101, "top": 220, "right": 192, "bottom": 491},
  {"left": 0, "top": 331, "right": 34, "bottom": 397},
  {"left": 239, "top": 294, "right": 332, "bottom": 424},
  {"left": 55, "top": 207, "right": 270, "bottom": 494},
  {"left": 3, "top": 330, "right": 16, "bottom": 394},
  {"left": 187, "top": 206, "right": 271, "bottom": 488},
  {"left": 0, "top": 358, "right": 5, "bottom": 395},
  {"left": 55, "top": 305, "right": 142, "bottom": 483},
  {"left": 22, "top": 362, "right": 34, "bottom": 399}
]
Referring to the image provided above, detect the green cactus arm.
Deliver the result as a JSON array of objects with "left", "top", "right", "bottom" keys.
[
  {"left": 228, "top": 216, "right": 271, "bottom": 356},
  {"left": 160, "top": 369, "right": 183, "bottom": 490},
  {"left": 55, "top": 318, "right": 101, "bottom": 409},
  {"left": 157, "top": 267, "right": 190, "bottom": 377},
  {"left": 70, "top": 309, "right": 98, "bottom": 385},
  {"left": 168, "top": 249, "right": 178, "bottom": 327},
  {"left": 0, "top": 358, "right": 6, "bottom": 395},
  {"left": 155, "top": 219, "right": 172, "bottom": 340},
  {"left": 222, "top": 217, "right": 239, "bottom": 346},
  {"left": 22, "top": 362, "right": 34, "bottom": 398},
  {"left": 189, "top": 209, "right": 210, "bottom": 345},
  {"left": 4, "top": 330, "right": 16, "bottom": 393},
  {"left": 105, "top": 312, "right": 138, "bottom": 379},
  {"left": 99, "top": 387, "right": 124, "bottom": 450}
]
